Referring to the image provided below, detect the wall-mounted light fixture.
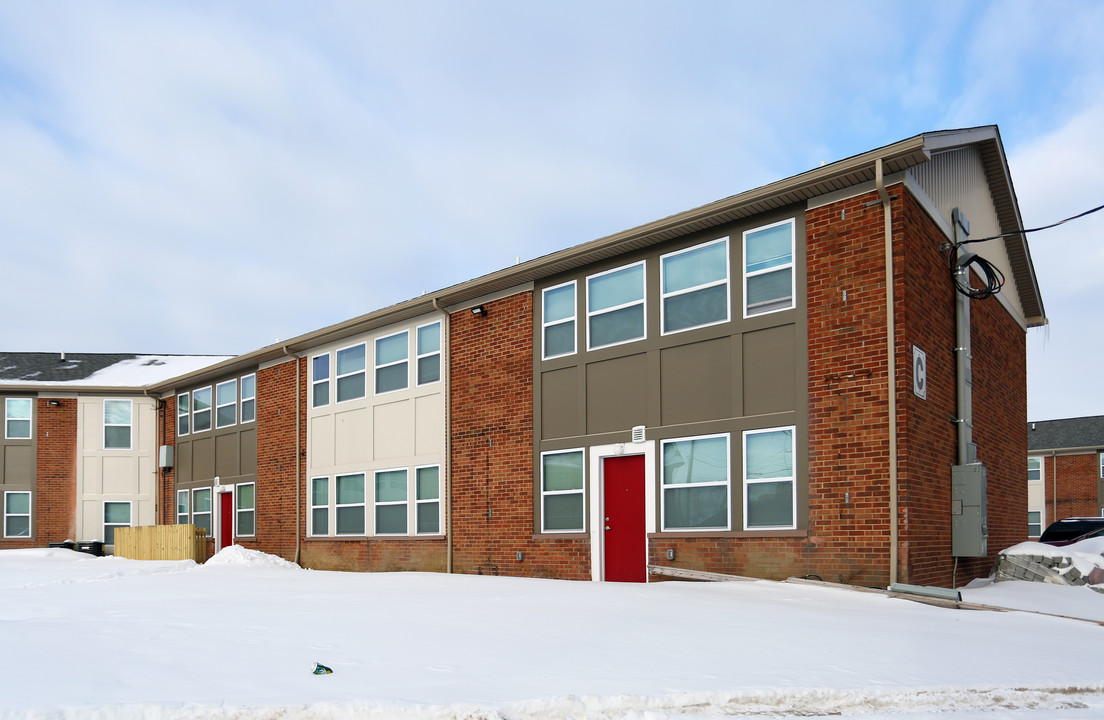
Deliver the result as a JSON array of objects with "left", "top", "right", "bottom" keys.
[
  {"left": 471, "top": 305, "right": 487, "bottom": 317},
  {"left": 47, "top": 400, "right": 61, "bottom": 407}
]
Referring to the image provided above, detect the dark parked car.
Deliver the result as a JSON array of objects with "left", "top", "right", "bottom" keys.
[{"left": 1038, "top": 517, "right": 1104, "bottom": 547}]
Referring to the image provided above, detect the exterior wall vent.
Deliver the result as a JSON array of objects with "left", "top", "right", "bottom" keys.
[{"left": 631, "top": 425, "right": 646, "bottom": 444}]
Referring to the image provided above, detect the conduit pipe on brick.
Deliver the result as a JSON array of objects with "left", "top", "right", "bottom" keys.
[
  {"left": 432, "top": 297, "right": 453, "bottom": 574},
  {"left": 282, "top": 345, "right": 302, "bottom": 565},
  {"left": 876, "top": 158, "right": 900, "bottom": 588}
]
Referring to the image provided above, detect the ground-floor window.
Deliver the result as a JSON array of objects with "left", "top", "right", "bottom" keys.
[
  {"left": 661, "top": 434, "right": 730, "bottom": 531},
  {"left": 310, "top": 465, "right": 443, "bottom": 537},
  {"left": 103, "top": 501, "right": 132, "bottom": 545},
  {"left": 236, "top": 483, "right": 255, "bottom": 537},
  {"left": 176, "top": 489, "right": 189, "bottom": 525},
  {"left": 4, "top": 491, "right": 31, "bottom": 538},
  {"left": 192, "top": 488, "right": 212, "bottom": 535},
  {"left": 541, "top": 449, "right": 585, "bottom": 532},
  {"left": 743, "top": 426, "right": 796, "bottom": 530},
  {"left": 1028, "top": 511, "right": 1042, "bottom": 538}
]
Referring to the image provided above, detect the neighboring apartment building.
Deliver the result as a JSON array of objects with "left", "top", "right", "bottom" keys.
[
  {"left": 1028, "top": 416, "right": 1104, "bottom": 536},
  {"left": 0, "top": 353, "right": 229, "bottom": 550},
  {"left": 10, "top": 125, "right": 1047, "bottom": 589}
]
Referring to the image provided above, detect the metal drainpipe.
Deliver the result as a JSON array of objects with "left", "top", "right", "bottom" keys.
[
  {"left": 876, "top": 158, "right": 900, "bottom": 588},
  {"left": 432, "top": 297, "right": 453, "bottom": 574},
  {"left": 144, "top": 389, "right": 161, "bottom": 526},
  {"left": 282, "top": 346, "right": 302, "bottom": 565}
]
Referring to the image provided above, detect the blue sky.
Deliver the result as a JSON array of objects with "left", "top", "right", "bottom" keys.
[{"left": 1, "top": 1, "right": 1101, "bottom": 421}]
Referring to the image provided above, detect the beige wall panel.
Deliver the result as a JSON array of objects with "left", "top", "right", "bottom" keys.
[
  {"left": 81, "top": 401, "right": 101, "bottom": 449},
  {"left": 586, "top": 353, "right": 647, "bottom": 434},
  {"left": 81, "top": 501, "right": 101, "bottom": 541},
  {"left": 660, "top": 337, "right": 732, "bottom": 426},
  {"left": 374, "top": 400, "right": 415, "bottom": 460},
  {"left": 82, "top": 456, "right": 103, "bottom": 495},
  {"left": 192, "top": 436, "right": 215, "bottom": 482},
  {"left": 177, "top": 442, "right": 192, "bottom": 484},
  {"left": 136, "top": 499, "right": 155, "bottom": 526},
  {"left": 103, "top": 456, "right": 137, "bottom": 495},
  {"left": 311, "top": 415, "right": 335, "bottom": 468},
  {"left": 541, "top": 367, "right": 580, "bottom": 440},
  {"left": 414, "top": 394, "right": 443, "bottom": 456},
  {"left": 3, "top": 445, "right": 35, "bottom": 485},
  {"left": 335, "top": 407, "right": 370, "bottom": 466},
  {"left": 240, "top": 428, "right": 258, "bottom": 476},
  {"left": 743, "top": 325, "right": 796, "bottom": 416},
  {"left": 215, "top": 433, "right": 240, "bottom": 479}
]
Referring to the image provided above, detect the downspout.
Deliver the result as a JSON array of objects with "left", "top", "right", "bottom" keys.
[
  {"left": 876, "top": 158, "right": 899, "bottom": 588},
  {"left": 432, "top": 297, "right": 453, "bottom": 574},
  {"left": 282, "top": 345, "right": 302, "bottom": 565},
  {"left": 144, "top": 389, "right": 162, "bottom": 526}
]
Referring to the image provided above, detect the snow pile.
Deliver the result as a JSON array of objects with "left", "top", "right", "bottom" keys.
[
  {"left": 201, "top": 544, "right": 301, "bottom": 569},
  {"left": 994, "top": 537, "right": 1104, "bottom": 587}
]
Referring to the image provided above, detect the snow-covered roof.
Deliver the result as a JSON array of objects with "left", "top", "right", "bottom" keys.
[{"left": 0, "top": 352, "right": 233, "bottom": 389}]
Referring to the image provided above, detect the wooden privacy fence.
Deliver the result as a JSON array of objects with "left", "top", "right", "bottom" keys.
[{"left": 113, "top": 524, "right": 208, "bottom": 563}]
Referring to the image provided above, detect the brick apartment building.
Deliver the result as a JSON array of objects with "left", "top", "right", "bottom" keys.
[
  {"left": 4, "top": 125, "right": 1047, "bottom": 589},
  {"left": 1027, "top": 416, "right": 1104, "bottom": 537}
]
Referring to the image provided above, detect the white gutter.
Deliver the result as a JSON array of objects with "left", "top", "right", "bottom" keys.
[{"left": 876, "top": 158, "right": 900, "bottom": 588}]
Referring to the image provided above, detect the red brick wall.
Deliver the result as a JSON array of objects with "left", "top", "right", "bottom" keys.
[
  {"left": 158, "top": 395, "right": 176, "bottom": 523},
  {"left": 246, "top": 358, "right": 301, "bottom": 562},
  {"left": 1040, "top": 454, "right": 1101, "bottom": 520},
  {"left": 450, "top": 292, "right": 591, "bottom": 580},
  {"left": 31, "top": 398, "right": 77, "bottom": 546}
]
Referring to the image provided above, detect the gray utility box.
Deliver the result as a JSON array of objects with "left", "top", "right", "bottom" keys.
[{"left": 951, "top": 463, "right": 988, "bottom": 557}]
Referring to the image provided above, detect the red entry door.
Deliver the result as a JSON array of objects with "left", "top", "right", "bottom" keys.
[
  {"left": 603, "top": 455, "right": 647, "bottom": 582},
  {"left": 219, "top": 492, "right": 234, "bottom": 550}
]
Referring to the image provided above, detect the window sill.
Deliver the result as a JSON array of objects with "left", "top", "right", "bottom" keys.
[
  {"left": 305, "top": 534, "right": 445, "bottom": 541},
  {"left": 532, "top": 532, "right": 589, "bottom": 540},
  {"left": 650, "top": 529, "right": 807, "bottom": 539}
]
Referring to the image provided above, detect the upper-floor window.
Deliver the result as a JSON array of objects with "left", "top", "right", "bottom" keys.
[
  {"left": 1028, "top": 456, "right": 1043, "bottom": 482},
  {"left": 587, "top": 261, "right": 645, "bottom": 350},
  {"left": 240, "top": 374, "right": 256, "bottom": 424},
  {"left": 662, "top": 434, "right": 729, "bottom": 531},
  {"left": 743, "top": 219, "right": 795, "bottom": 317},
  {"left": 103, "top": 399, "right": 132, "bottom": 450},
  {"left": 192, "top": 387, "right": 212, "bottom": 433},
  {"left": 312, "top": 354, "right": 330, "bottom": 408},
  {"left": 542, "top": 281, "right": 577, "bottom": 359},
  {"left": 4, "top": 398, "right": 32, "bottom": 440},
  {"left": 416, "top": 322, "right": 441, "bottom": 386},
  {"left": 375, "top": 331, "right": 409, "bottom": 394},
  {"left": 336, "top": 344, "right": 367, "bottom": 402},
  {"left": 661, "top": 237, "right": 730, "bottom": 334},
  {"left": 743, "top": 426, "right": 796, "bottom": 530},
  {"left": 177, "top": 393, "right": 190, "bottom": 436},
  {"left": 215, "top": 380, "right": 237, "bottom": 429}
]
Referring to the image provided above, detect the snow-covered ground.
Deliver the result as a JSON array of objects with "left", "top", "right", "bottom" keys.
[{"left": 1, "top": 546, "right": 1102, "bottom": 720}]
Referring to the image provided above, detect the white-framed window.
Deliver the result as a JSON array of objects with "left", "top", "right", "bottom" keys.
[
  {"left": 311, "top": 354, "right": 330, "bottom": 408},
  {"left": 743, "top": 426, "right": 796, "bottom": 530},
  {"left": 176, "top": 489, "right": 189, "bottom": 525},
  {"left": 310, "top": 477, "right": 329, "bottom": 536},
  {"left": 587, "top": 261, "right": 646, "bottom": 350},
  {"left": 375, "top": 331, "right": 409, "bottom": 394},
  {"left": 192, "top": 488, "right": 212, "bottom": 536},
  {"left": 215, "top": 379, "right": 237, "bottom": 428},
  {"left": 192, "top": 387, "right": 212, "bottom": 433},
  {"left": 415, "top": 465, "right": 441, "bottom": 535},
  {"left": 375, "top": 468, "right": 408, "bottom": 535},
  {"left": 236, "top": 482, "right": 255, "bottom": 537},
  {"left": 662, "top": 434, "right": 730, "bottom": 531},
  {"left": 542, "top": 281, "right": 577, "bottom": 359},
  {"left": 416, "top": 322, "right": 441, "bottom": 386},
  {"left": 1028, "top": 456, "right": 1043, "bottom": 483},
  {"left": 1099, "top": 453, "right": 1103, "bottom": 479},
  {"left": 177, "top": 393, "right": 190, "bottom": 436},
  {"left": 1029, "top": 510, "right": 1042, "bottom": 538},
  {"left": 661, "top": 237, "right": 730, "bottom": 334},
  {"left": 3, "top": 491, "right": 31, "bottom": 538},
  {"left": 103, "top": 501, "right": 131, "bottom": 545},
  {"left": 743, "top": 218, "right": 795, "bottom": 317},
  {"left": 541, "top": 449, "right": 585, "bottom": 533},
  {"left": 240, "top": 374, "right": 256, "bottom": 424},
  {"left": 103, "top": 399, "right": 132, "bottom": 450},
  {"left": 5, "top": 398, "right": 32, "bottom": 440},
  {"left": 336, "top": 344, "right": 367, "bottom": 403},
  {"left": 335, "top": 473, "right": 366, "bottom": 535}
]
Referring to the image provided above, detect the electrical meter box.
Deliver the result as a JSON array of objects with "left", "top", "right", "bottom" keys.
[{"left": 951, "top": 463, "right": 987, "bottom": 557}]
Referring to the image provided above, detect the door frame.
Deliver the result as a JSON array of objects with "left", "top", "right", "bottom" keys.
[
  {"left": 214, "top": 480, "right": 235, "bottom": 550},
  {"left": 588, "top": 440, "right": 656, "bottom": 582}
]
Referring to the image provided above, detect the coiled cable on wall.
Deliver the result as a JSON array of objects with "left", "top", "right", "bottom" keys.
[{"left": 950, "top": 249, "right": 1005, "bottom": 300}]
